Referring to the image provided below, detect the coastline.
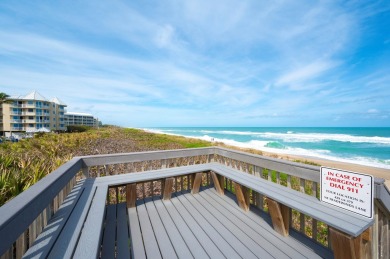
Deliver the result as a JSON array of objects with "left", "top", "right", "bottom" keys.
[
  {"left": 214, "top": 142, "right": 390, "bottom": 186},
  {"left": 142, "top": 128, "right": 390, "bottom": 186}
]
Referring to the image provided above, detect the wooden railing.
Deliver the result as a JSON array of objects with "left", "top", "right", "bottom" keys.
[{"left": 1, "top": 147, "right": 389, "bottom": 259}]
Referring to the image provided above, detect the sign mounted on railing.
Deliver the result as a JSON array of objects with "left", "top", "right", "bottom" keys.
[{"left": 320, "top": 167, "right": 374, "bottom": 218}]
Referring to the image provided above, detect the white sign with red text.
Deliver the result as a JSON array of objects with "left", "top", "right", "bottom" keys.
[{"left": 320, "top": 167, "right": 374, "bottom": 218}]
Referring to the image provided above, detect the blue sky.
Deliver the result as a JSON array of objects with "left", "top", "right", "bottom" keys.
[{"left": 0, "top": 1, "right": 389, "bottom": 127}]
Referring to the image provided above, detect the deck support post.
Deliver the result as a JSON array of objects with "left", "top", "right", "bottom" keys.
[
  {"left": 267, "top": 198, "right": 290, "bottom": 236},
  {"left": 330, "top": 227, "right": 371, "bottom": 259},
  {"left": 126, "top": 183, "right": 137, "bottom": 208},
  {"left": 210, "top": 172, "right": 224, "bottom": 195},
  {"left": 234, "top": 182, "right": 250, "bottom": 211},
  {"left": 191, "top": 173, "right": 203, "bottom": 194},
  {"left": 162, "top": 177, "right": 175, "bottom": 200}
]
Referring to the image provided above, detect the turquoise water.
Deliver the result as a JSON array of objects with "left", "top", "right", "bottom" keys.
[{"left": 144, "top": 127, "right": 390, "bottom": 170}]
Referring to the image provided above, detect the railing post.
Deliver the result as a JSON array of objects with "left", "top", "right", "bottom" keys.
[
  {"left": 267, "top": 198, "right": 290, "bottom": 237},
  {"left": 16, "top": 231, "right": 27, "bottom": 259},
  {"left": 162, "top": 178, "right": 175, "bottom": 200},
  {"left": 208, "top": 154, "right": 214, "bottom": 163},
  {"left": 126, "top": 184, "right": 137, "bottom": 208},
  {"left": 329, "top": 227, "right": 371, "bottom": 259},
  {"left": 210, "top": 172, "right": 224, "bottom": 195},
  {"left": 191, "top": 173, "right": 203, "bottom": 194},
  {"left": 234, "top": 182, "right": 250, "bottom": 211}
]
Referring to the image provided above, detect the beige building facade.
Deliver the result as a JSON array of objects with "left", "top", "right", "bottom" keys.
[{"left": 0, "top": 91, "right": 67, "bottom": 136}]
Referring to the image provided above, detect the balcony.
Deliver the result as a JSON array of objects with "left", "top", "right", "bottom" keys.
[
  {"left": 11, "top": 127, "right": 24, "bottom": 131},
  {"left": 35, "top": 120, "right": 50, "bottom": 124},
  {"left": 21, "top": 112, "right": 36, "bottom": 116},
  {"left": 10, "top": 111, "right": 22, "bottom": 115},
  {"left": 21, "top": 104, "right": 35, "bottom": 108},
  {"left": 22, "top": 119, "right": 36, "bottom": 123},
  {"left": 0, "top": 147, "right": 389, "bottom": 259}
]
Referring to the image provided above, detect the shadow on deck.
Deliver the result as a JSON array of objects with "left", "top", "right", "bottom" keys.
[{"left": 101, "top": 187, "right": 333, "bottom": 259}]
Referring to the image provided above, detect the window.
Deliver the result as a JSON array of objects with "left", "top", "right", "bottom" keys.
[{"left": 28, "top": 101, "right": 33, "bottom": 105}]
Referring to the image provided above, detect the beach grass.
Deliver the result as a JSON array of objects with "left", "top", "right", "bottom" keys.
[{"left": 0, "top": 126, "right": 212, "bottom": 205}]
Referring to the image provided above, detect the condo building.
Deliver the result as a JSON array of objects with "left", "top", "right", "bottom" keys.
[
  {"left": 64, "top": 112, "right": 100, "bottom": 127},
  {"left": 0, "top": 91, "right": 67, "bottom": 136}
]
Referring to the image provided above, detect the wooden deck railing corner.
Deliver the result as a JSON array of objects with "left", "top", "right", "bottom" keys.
[{"left": 1, "top": 147, "right": 389, "bottom": 259}]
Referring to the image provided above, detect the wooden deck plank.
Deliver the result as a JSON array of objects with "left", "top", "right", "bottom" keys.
[
  {"left": 101, "top": 204, "right": 116, "bottom": 259},
  {"left": 128, "top": 207, "right": 146, "bottom": 259},
  {"left": 182, "top": 192, "right": 268, "bottom": 259},
  {"left": 116, "top": 203, "right": 130, "bottom": 258},
  {"left": 137, "top": 199, "right": 162, "bottom": 259},
  {"left": 199, "top": 189, "right": 301, "bottom": 259},
  {"left": 152, "top": 197, "right": 194, "bottom": 259},
  {"left": 73, "top": 185, "right": 109, "bottom": 258},
  {"left": 157, "top": 198, "right": 208, "bottom": 258},
  {"left": 202, "top": 188, "right": 333, "bottom": 259},
  {"left": 144, "top": 197, "right": 178, "bottom": 259},
  {"left": 174, "top": 193, "right": 251, "bottom": 259},
  {"left": 169, "top": 194, "right": 226, "bottom": 258}
]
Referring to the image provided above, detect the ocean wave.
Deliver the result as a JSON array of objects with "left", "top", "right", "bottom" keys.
[
  {"left": 258, "top": 132, "right": 390, "bottom": 145},
  {"left": 161, "top": 128, "right": 390, "bottom": 145},
  {"left": 186, "top": 134, "right": 390, "bottom": 169},
  {"left": 141, "top": 128, "right": 390, "bottom": 169},
  {"left": 265, "top": 141, "right": 286, "bottom": 149}
]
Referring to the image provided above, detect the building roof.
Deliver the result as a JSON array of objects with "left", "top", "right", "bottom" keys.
[
  {"left": 65, "top": 112, "right": 94, "bottom": 117},
  {"left": 51, "top": 97, "right": 67, "bottom": 106},
  {"left": 22, "top": 91, "right": 49, "bottom": 101}
]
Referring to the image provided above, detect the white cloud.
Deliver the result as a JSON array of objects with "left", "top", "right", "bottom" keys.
[
  {"left": 275, "top": 60, "right": 338, "bottom": 89},
  {"left": 367, "top": 109, "right": 378, "bottom": 114},
  {"left": 155, "top": 25, "right": 176, "bottom": 49}
]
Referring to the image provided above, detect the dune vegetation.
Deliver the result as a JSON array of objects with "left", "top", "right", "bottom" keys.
[{"left": 0, "top": 126, "right": 211, "bottom": 205}]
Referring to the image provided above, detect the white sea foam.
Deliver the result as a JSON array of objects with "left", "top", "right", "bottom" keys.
[
  {"left": 141, "top": 128, "right": 390, "bottom": 169},
  {"left": 184, "top": 129, "right": 390, "bottom": 145},
  {"left": 259, "top": 132, "right": 390, "bottom": 144}
]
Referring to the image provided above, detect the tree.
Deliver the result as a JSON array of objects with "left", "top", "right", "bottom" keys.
[
  {"left": 0, "top": 92, "right": 13, "bottom": 137},
  {"left": 0, "top": 92, "right": 11, "bottom": 104}
]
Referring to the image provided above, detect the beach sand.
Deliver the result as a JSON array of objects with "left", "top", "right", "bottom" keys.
[{"left": 215, "top": 143, "right": 390, "bottom": 188}]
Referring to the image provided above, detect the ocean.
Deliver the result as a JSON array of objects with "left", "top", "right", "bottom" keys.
[{"left": 144, "top": 127, "right": 390, "bottom": 170}]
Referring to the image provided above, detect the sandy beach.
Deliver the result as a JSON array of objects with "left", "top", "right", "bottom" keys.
[
  {"left": 253, "top": 148, "right": 390, "bottom": 187},
  {"left": 211, "top": 140, "right": 390, "bottom": 189}
]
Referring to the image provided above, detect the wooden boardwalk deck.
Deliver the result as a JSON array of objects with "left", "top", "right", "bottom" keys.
[{"left": 101, "top": 188, "right": 333, "bottom": 259}]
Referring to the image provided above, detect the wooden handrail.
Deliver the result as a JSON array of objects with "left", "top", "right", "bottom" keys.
[{"left": 1, "top": 147, "right": 389, "bottom": 258}]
